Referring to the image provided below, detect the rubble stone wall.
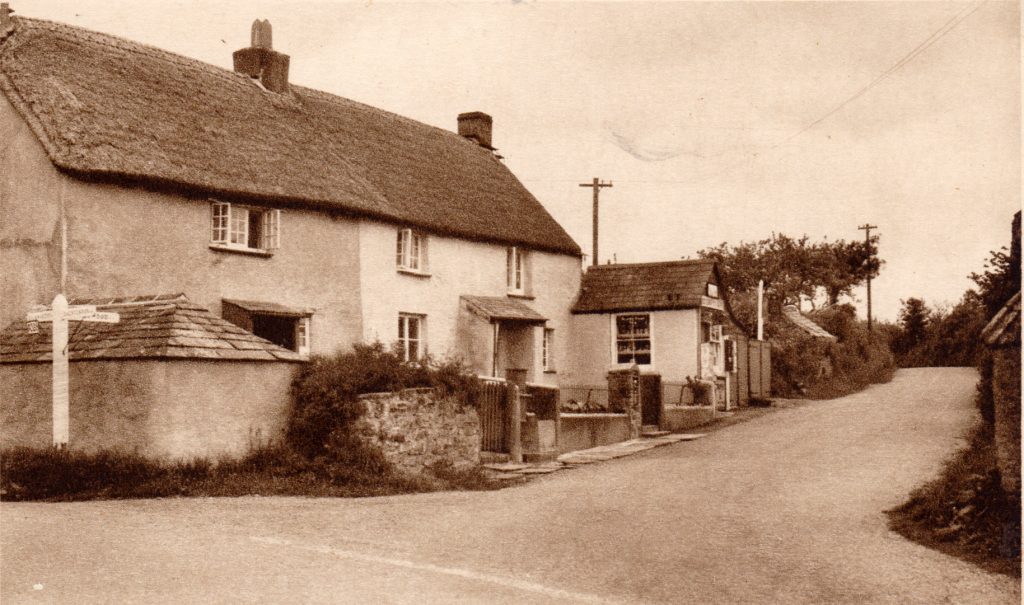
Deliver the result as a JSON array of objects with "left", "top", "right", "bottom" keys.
[{"left": 358, "top": 389, "right": 480, "bottom": 474}]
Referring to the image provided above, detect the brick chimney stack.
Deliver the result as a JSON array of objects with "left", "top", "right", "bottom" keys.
[
  {"left": 1, "top": 3, "right": 15, "bottom": 37},
  {"left": 232, "top": 19, "right": 290, "bottom": 94},
  {"left": 458, "top": 112, "right": 494, "bottom": 150}
]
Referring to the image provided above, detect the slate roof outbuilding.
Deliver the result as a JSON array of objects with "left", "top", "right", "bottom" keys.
[
  {"left": 781, "top": 305, "right": 838, "bottom": 341},
  {"left": 0, "top": 294, "right": 305, "bottom": 363},
  {"left": 0, "top": 16, "right": 581, "bottom": 256}
]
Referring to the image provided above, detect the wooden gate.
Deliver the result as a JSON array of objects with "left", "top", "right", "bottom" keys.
[
  {"left": 747, "top": 340, "right": 772, "bottom": 398},
  {"left": 479, "top": 379, "right": 509, "bottom": 453}
]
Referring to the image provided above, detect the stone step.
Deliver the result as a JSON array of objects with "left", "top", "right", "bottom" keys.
[
  {"left": 642, "top": 429, "right": 671, "bottom": 438},
  {"left": 480, "top": 451, "right": 511, "bottom": 464}
]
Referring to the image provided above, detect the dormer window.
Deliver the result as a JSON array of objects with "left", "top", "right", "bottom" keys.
[
  {"left": 506, "top": 246, "right": 529, "bottom": 295},
  {"left": 397, "top": 229, "right": 429, "bottom": 274},
  {"left": 706, "top": 283, "right": 719, "bottom": 298},
  {"left": 211, "top": 201, "right": 280, "bottom": 254}
]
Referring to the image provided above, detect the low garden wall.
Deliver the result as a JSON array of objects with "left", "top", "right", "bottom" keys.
[
  {"left": 358, "top": 388, "right": 480, "bottom": 473},
  {"left": 662, "top": 406, "right": 716, "bottom": 431},
  {"left": 559, "top": 413, "right": 630, "bottom": 453}
]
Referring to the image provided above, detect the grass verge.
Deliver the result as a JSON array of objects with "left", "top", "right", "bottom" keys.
[
  {"left": 0, "top": 446, "right": 504, "bottom": 502},
  {"left": 886, "top": 426, "right": 1021, "bottom": 577}
]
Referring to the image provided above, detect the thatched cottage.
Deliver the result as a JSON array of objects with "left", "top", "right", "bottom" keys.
[{"left": 0, "top": 10, "right": 581, "bottom": 386}]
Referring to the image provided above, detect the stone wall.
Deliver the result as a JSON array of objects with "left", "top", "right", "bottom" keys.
[
  {"left": 992, "top": 347, "right": 1021, "bottom": 493},
  {"left": 358, "top": 389, "right": 480, "bottom": 474}
]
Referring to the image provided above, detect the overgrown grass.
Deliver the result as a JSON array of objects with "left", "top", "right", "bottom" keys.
[
  {"left": 887, "top": 426, "right": 1021, "bottom": 577},
  {"left": 0, "top": 445, "right": 504, "bottom": 502}
]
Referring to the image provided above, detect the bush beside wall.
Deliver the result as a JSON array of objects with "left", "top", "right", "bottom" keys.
[{"left": 771, "top": 304, "right": 895, "bottom": 399}]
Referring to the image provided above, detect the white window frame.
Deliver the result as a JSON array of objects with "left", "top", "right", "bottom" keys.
[
  {"left": 614, "top": 313, "right": 652, "bottom": 366},
  {"left": 507, "top": 246, "right": 526, "bottom": 295},
  {"left": 710, "top": 324, "right": 724, "bottom": 343},
  {"left": 398, "top": 313, "right": 425, "bottom": 362},
  {"left": 210, "top": 200, "right": 280, "bottom": 253},
  {"left": 295, "top": 317, "right": 311, "bottom": 356},
  {"left": 542, "top": 327, "right": 555, "bottom": 372},
  {"left": 396, "top": 228, "right": 428, "bottom": 273}
]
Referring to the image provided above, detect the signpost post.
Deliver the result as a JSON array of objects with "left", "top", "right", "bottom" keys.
[{"left": 26, "top": 294, "right": 119, "bottom": 448}]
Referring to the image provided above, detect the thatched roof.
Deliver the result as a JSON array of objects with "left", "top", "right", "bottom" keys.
[
  {"left": 981, "top": 291, "right": 1020, "bottom": 347},
  {"left": 0, "top": 16, "right": 580, "bottom": 256},
  {"left": 0, "top": 294, "right": 304, "bottom": 363}
]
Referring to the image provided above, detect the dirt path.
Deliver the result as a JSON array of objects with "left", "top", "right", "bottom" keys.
[{"left": 2, "top": 367, "right": 1018, "bottom": 603}]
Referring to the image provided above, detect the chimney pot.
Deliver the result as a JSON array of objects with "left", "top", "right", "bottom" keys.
[
  {"left": 251, "top": 18, "right": 272, "bottom": 49},
  {"left": 233, "top": 19, "right": 290, "bottom": 93},
  {"left": 458, "top": 112, "right": 494, "bottom": 150}
]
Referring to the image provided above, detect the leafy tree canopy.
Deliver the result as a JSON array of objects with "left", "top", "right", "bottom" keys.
[{"left": 698, "top": 233, "right": 882, "bottom": 314}]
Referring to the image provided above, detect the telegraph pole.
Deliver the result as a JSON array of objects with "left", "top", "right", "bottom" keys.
[
  {"left": 858, "top": 223, "right": 878, "bottom": 332},
  {"left": 579, "top": 178, "right": 613, "bottom": 266}
]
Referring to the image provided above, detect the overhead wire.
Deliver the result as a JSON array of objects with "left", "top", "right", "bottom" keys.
[{"left": 520, "top": 1, "right": 990, "bottom": 189}]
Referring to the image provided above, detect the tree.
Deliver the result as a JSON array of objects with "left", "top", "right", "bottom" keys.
[
  {"left": 895, "top": 297, "right": 930, "bottom": 357},
  {"left": 698, "top": 233, "right": 883, "bottom": 316},
  {"left": 969, "top": 211, "right": 1020, "bottom": 318}
]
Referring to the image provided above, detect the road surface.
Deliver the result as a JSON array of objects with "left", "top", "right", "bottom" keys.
[{"left": 2, "top": 367, "right": 1019, "bottom": 603}]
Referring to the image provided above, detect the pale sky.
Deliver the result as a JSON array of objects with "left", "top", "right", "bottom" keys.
[{"left": 18, "top": 0, "right": 1021, "bottom": 321}]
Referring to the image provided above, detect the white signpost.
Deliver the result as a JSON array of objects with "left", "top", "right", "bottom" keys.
[{"left": 26, "top": 294, "right": 119, "bottom": 448}]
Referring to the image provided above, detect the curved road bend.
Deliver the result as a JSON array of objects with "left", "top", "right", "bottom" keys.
[{"left": 2, "top": 367, "right": 1019, "bottom": 604}]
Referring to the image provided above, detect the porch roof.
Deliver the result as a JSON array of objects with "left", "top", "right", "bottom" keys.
[
  {"left": 461, "top": 296, "right": 547, "bottom": 324},
  {"left": 222, "top": 298, "right": 315, "bottom": 317}
]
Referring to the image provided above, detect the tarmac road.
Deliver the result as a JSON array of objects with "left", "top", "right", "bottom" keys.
[{"left": 2, "top": 367, "right": 1019, "bottom": 604}]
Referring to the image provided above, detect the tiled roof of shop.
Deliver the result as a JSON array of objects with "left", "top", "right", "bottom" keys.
[
  {"left": 0, "top": 16, "right": 580, "bottom": 256},
  {"left": 0, "top": 294, "right": 304, "bottom": 363},
  {"left": 572, "top": 260, "right": 717, "bottom": 313}
]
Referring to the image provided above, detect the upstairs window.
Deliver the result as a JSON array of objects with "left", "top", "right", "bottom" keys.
[
  {"left": 616, "top": 314, "right": 651, "bottom": 365},
  {"left": 507, "top": 246, "right": 528, "bottom": 295},
  {"left": 211, "top": 201, "right": 280, "bottom": 252},
  {"left": 398, "top": 313, "right": 425, "bottom": 362},
  {"left": 396, "top": 229, "right": 428, "bottom": 273},
  {"left": 706, "top": 283, "right": 719, "bottom": 298}
]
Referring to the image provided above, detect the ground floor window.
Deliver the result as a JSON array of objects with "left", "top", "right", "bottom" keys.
[
  {"left": 543, "top": 328, "right": 555, "bottom": 371},
  {"left": 616, "top": 314, "right": 651, "bottom": 364},
  {"left": 398, "top": 314, "right": 425, "bottom": 362}
]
